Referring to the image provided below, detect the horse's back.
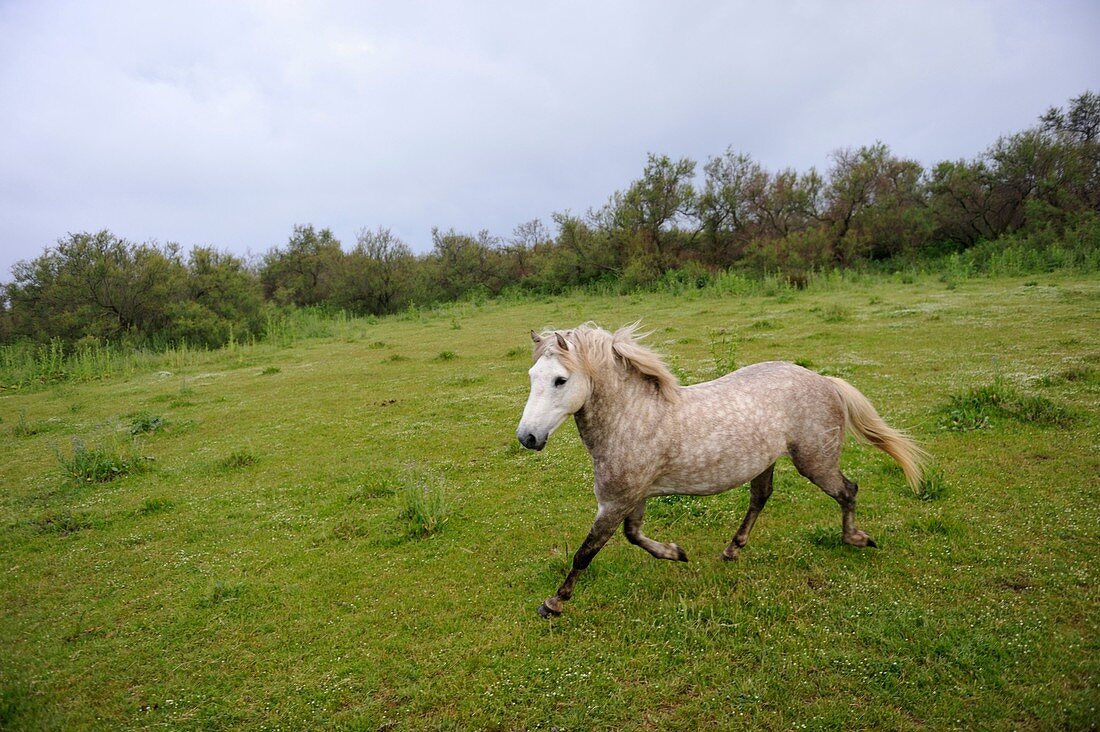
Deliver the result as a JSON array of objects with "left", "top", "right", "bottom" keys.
[{"left": 678, "top": 360, "right": 845, "bottom": 451}]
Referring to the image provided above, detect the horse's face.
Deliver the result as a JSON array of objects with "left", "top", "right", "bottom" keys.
[{"left": 516, "top": 350, "right": 590, "bottom": 451}]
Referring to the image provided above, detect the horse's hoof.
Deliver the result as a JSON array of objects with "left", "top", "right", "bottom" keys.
[
  {"left": 844, "top": 532, "right": 877, "bottom": 548},
  {"left": 721, "top": 548, "right": 739, "bottom": 561},
  {"left": 671, "top": 544, "right": 689, "bottom": 562},
  {"left": 537, "top": 597, "right": 563, "bottom": 618}
]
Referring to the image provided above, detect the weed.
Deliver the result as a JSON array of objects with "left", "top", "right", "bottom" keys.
[
  {"left": 793, "top": 358, "right": 816, "bottom": 369},
  {"left": 938, "top": 377, "right": 1074, "bottom": 431},
  {"left": 1034, "top": 364, "right": 1096, "bottom": 387},
  {"left": 505, "top": 346, "right": 527, "bottom": 358},
  {"left": 367, "top": 340, "right": 387, "bottom": 350},
  {"left": 707, "top": 329, "right": 738, "bottom": 378},
  {"left": 218, "top": 450, "right": 258, "bottom": 470},
  {"left": 1012, "top": 395, "right": 1075, "bottom": 427},
  {"left": 821, "top": 304, "right": 852, "bottom": 323},
  {"left": 1058, "top": 364, "right": 1095, "bottom": 382},
  {"left": 912, "top": 466, "right": 950, "bottom": 501},
  {"left": 396, "top": 467, "right": 448, "bottom": 538},
  {"left": 261, "top": 366, "right": 281, "bottom": 375},
  {"left": 129, "top": 413, "right": 165, "bottom": 435},
  {"left": 139, "top": 496, "right": 174, "bottom": 515},
  {"left": 199, "top": 580, "right": 244, "bottom": 608},
  {"left": 385, "top": 354, "right": 409, "bottom": 363},
  {"left": 442, "top": 374, "right": 485, "bottom": 387},
  {"left": 331, "top": 519, "right": 371, "bottom": 541},
  {"left": 34, "top": 510, "right": 94, "bottom": 535},
  {"left": 11, "top": 411, "right": 38, "bottom": 437},
  {"left": 433, "top": 350, "right": 457, "bottom": 362},
  {"left": 909, "top": 516, "right": 963, "bottom": 537},
  {"left": 55, "top": 438, "right": 147, "bottom": 484},
  {"left": 806, "top": 527, "right": 844, "bottom": 549}
]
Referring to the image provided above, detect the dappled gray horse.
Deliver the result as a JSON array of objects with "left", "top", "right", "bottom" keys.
[{"left": 517, "top": 323, "right": 925, "bottom": 618}]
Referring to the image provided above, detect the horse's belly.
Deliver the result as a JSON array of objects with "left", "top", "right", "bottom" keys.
[{"left": 648, "top": 449, "right": 779, "bottom": 497}]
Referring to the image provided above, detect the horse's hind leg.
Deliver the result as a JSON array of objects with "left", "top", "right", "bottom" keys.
[
  {"left": 624, "top": 502, "right": 689, "bottom": 562},
  {"left": 723, "top": 463, "right": 775, "bottom": 560},
  {"left": 791, "top": 449, "right": 875, "bottom": 548}
]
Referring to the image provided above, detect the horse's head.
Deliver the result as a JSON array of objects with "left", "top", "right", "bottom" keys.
[{"left": 516, "top": 330, "right": 591, "bottom": 451}]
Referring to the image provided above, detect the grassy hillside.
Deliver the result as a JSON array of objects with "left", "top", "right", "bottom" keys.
[{"left": 1, "top": 273, "right": 1098, "bottom": 730}]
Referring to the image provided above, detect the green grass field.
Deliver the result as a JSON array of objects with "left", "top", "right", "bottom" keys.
[{"left": 2, "top": 274, "right": 1098, "bottom": 730}]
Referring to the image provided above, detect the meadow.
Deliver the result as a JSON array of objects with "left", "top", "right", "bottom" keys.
[{"left": 1, "top": 272, "right": 1097, "bottom": 730}]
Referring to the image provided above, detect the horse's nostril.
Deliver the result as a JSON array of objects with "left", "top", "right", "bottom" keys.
[{"left": 521, "top": 433, "right": 538, "bottom": 449}]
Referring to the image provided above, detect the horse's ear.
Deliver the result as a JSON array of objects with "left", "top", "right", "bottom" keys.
[
  {"left": 530, "top": 330, "right": 541, "bottom": 344},
  {"left": 555, "top": 332, "right": 569, "bottom": 351}
]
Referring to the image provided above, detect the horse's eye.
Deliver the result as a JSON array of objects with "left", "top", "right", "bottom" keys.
[{"left": 553, "top": 376, "right": 568, "bottom": 388}]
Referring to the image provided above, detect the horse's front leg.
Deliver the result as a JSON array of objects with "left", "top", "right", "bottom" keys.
[
  {"left": 539, "top": 504, "right": 630, "bottom": 618},
  {"left": 624, "top": 501, "right": 689, "bottom": 562}
]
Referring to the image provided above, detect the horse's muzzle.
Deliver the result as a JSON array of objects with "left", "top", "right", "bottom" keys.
[{"left": 518, "top": 431, "right": 545, "bottom": 451}]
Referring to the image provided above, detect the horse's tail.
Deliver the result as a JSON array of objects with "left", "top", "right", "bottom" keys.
[{"left": 827, "top": 376, "right": 927, "bottom": 491}]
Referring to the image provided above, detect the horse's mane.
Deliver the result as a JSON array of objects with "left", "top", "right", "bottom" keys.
[{"left": 534, "top": 322, "right": 681, "bottom": 402}]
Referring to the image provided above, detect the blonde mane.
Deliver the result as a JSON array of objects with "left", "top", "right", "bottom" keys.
[{"left": 534, "top": 322, "right": 681, "bottom": 402}]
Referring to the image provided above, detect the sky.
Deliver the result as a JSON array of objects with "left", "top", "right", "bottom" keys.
[{"left": 1, "top": 0, "right": 1098, "bottom": 279}]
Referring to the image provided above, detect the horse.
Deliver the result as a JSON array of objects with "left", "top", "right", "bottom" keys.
[{"left": 516, "top": 323, "right": 926, "bottom": 618}]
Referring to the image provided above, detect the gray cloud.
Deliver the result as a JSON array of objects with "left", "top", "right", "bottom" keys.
[{"left": 2, "top": 0, "right": 1098, "bottom": 277}]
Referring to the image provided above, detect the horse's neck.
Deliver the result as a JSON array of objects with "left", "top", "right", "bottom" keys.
[{"left": 575, "top": 375, "right": 667, "bottom": 457}]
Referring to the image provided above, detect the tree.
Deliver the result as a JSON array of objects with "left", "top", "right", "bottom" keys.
[
  {"left": 429, "top": 228, "right": 505, "bottom": 301},
  {"left": 260, "top": 225, "right": 344, "bottom": 306},
  {"left": 697, "top": 149, "right": 762, "bottom": 264},
  {"left": 174, "top": 247, "right": 265, "bottom": 344},
  {"left": 497, "top": 219, "right": 551, "bottom": 286},
  {"left": 746, "top": 167, "right": 823, "bottom": 239},
  {"left": 608, "top": 154, "right": 698, "bottom": 263},
  {"left": 1041, "top": 90, "right": 1100, "bottom": 144},
  {"left": 334, "top": 227, "right": 414, "bottom": 315},
  {"left": 6, "top": 231, "right": 187, "bottom": 343},
  {"left": 824, "top": 143, "right": 926, "bottom": 261}
]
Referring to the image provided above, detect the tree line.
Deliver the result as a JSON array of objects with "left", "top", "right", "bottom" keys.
[{"left": 2, "top": 91, "right": 1097, "bottom": 348}]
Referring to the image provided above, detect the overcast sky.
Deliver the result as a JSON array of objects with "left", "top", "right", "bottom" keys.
[{"left": 1, "top": 0, "right": 1097, "bottom": 279}]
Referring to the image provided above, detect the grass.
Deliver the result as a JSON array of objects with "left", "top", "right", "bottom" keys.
[
  {"left": 0, "top": 273, "right": 1098, "bottom": 730},
  {"left": 939, "top": 376, "right": 1076, "bottom": 431},
  {"left": 128, "top": 413, "right": 165, "bottom": 435},
  {"left": 395, "top": 466, "right": 449, "bottom": 538},
  {"left": 54, "top": 438, "right": 148, "bottom": 484},
  {"left": 217, "top": 449, "right": 258, "bottom": 470}
]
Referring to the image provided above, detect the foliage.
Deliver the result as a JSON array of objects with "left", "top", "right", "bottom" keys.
[{"left": 2, "top": 90, "right": 1098, "bottom": 350}]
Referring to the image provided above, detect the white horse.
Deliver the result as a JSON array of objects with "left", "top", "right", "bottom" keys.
[{"left": 517, "top": 323, "right": 926, "bottom": 618}]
